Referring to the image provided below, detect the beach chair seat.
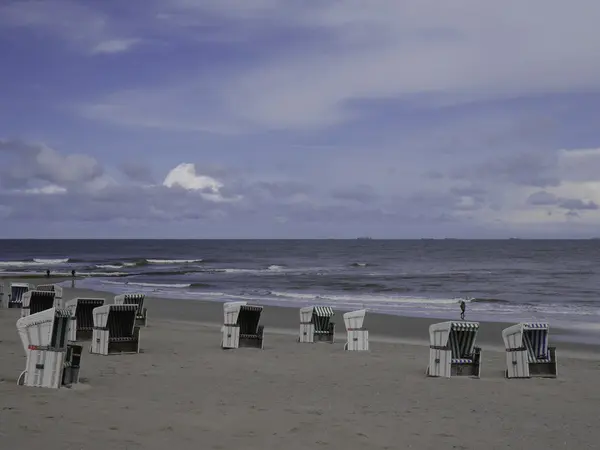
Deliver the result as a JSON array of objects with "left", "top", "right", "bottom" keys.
[
  {"left": 343, "top": 309, "right": 369, "bottom": 351},
  {"left": 502, "top": 322, "right": 557, "bottom": 378},
  {"left": 427, "top": 321, "right": 481, "bottom": 378},
  {"left": 91, "top": 304, "right": 141, "bottom": 355},
  {"left": 21, "top": 290, "right": 56, "bottom": 318},
  {"left": 8, "top": 283, "right": 33, "bottom": 308},
  {"left": 66, "top": 298, "right": 105, "bottom": 341},
  {"left": 221, "top": 302, "right": 264, "bottom": 349},
  {"left": 114, "top": 293, "right": 148, "bottom": 327},
  {"left": 299, "top": 306, "right": 335, "bottom": 343},
  {"left": 36, "top": 284, "right": 64, "bottom": 308},
  {"left": 16, "top": 307, "right": 83, "bottom": 389}
]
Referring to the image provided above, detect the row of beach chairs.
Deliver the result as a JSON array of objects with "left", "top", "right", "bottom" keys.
[
  {"left": 1, "top": 281, "right": 147, "bottom": 389},
  {"left": 3, "top": 281, "right": 558, "bottom": 390},
  {"left": 221, "top": 301, "right": 557, "bottom": 379}
]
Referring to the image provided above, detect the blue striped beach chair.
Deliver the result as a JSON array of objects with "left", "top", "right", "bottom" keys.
[
  {"left": 221, "top": 301, "right": 264, "bottom": 349},
  {"left": 91, "top": 304, "right": 141, "bottom": 355},
  {"left": 36, "top": 284, "right": 64, "bottom": 308},
  {"left": 16, "top": 307, "right": 82, "bottom": 389},
  {"left": 21, "top": 290, "right": 56, "bottom": 318},
  {"left": 343, "top": 309, "right": 369, "bottom": 351},
  {"left": 299, "top": 306, "right": 335, "bottom": 343},
  {"left": 66, "top": 297, "right": 105, "bottom": 341},
  {"left": 502, "top": 322, "right": 557, "bottom": 378},
  {"left": 114, "top": 293, "right": 147, "bottom": 327},
  {"left": 427, "top": 321, "right": 482, "bottom": 378},
  {"left": 8, "top": 283, "right": 33, "bottom": 308}
]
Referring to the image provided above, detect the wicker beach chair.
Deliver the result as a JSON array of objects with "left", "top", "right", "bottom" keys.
[
  {"left": 221, "top": 301, "right": 264, "bottom": 349},
  {"left": 299, "top": 306, "right": 335, "bottom": 343},
  {"left": 114, "top": 293, "right": 147, "bottom": 327},
  {"left": 8, "top": 283, "right": 33, "bottom": 308},
  {"left": 343, "top": 309, "right": 369, "bottom": 351},
  {"left": 91, "top": 304, "right": 140, "bottom": 355},
  {"left": 21, "top": 290, "right": 56, "bottom": 318},
  {"left": 502, "top": 322, "right": 557, "bottom": 378},
  {"left": 66, "top": 298, "right": 105, "bottom": 341},
  {"left": 36, "top": 284, "right": 64, "bottom": 308},
  {"left": 16, "top": 307, "right": 83, "bottom": 388},
  {"left": 427, "top": 321, "right": 482, "bottom": 378}
]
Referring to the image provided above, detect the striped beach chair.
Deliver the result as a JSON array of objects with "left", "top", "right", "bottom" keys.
[
  {"left": 221, "top": 301, "right": 264, "bottom": 349},
  {"left": 299, "top": 306, "right": 335, "bottom": 343},
  {"left": 502, "top": 322, "right": 557, "bottom": 378},
  {"left": 427, "top": 321, "right": 482, "bottom": 378},
  {"left": 66, "top": 298, "right": 105, "bottom": 341},
  {"left": 16, "top": 307, "right": 83, "bottom": 389},
  {"left": 343, "top": 309, "right": 369, "bottom": 351},
  {"left": 114, "top": 293, "right": 147, "bottom": 327},
  {"left": 36, "top": 284, "right": 64, "bottom": 308},
  {"left": 91, "top": 304, "right": 141, "bottom": 355},
  {"left": 21, "top": 290, "right": 56, "bottom": 318},
  {"left": 8, "top": 283, "right": 33, "bottom": 308}
]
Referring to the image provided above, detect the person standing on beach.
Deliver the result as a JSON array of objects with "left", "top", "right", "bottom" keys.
[
  {"left": 71, "top": 269, "right": 76, "bottom": 288},
  {"left": 460, "top": 300, "right": 466, "bottom": 320},
  {"left": 45, "top": 269, "right": 50, "bottom": 278}
]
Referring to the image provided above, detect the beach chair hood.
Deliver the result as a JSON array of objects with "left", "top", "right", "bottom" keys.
[
  {"left": 17, "top": 307, "right": 71, "bottom": 353},
  {"left": 343, "top": 309, "right": 366, "bottom": 330}
]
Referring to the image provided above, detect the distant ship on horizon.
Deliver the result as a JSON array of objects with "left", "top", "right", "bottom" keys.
[{"left": 356, "top": 236, "right": 373, "bottom": 240}]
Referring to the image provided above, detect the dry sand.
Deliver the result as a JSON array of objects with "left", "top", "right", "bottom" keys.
[{"left": 1, "top": 278, "right": 600, "bottom": 449}]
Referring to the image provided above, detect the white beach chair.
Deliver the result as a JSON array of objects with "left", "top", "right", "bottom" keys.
[
  {"left": 343, "top": 309, "right": 369, "bottom": 351},
  {"left": 90, "top": 304, "right": 141, "bottom": 355},
  {"left": 66, "top": 297, "right": 105, "bottom": 341},
  {"left": 299, "top": 306, "right": 335, "bottom": 343},
  {"left": 8, "top": 282, "right": 33, "bottom": 308},
  {"left": 502, "top": 322, "right": 557, "bottom": 378},
  {"left": 21, "top": 290, "right": 56, "bottom": 318},
  {"left": 36, "top": 284, "right": 64, "bottom": 308},
  {"left": 221, "top": 301, "right": 264, "bottom": 349},
  {"left": 16, "top": 307, "right": 83, "bottom": 389},
  {"left": 427, "top": 321, "right": 482, "bottom": 378},
  {"left": 114, "top": 293, "right": 147, "bottom": 327}
]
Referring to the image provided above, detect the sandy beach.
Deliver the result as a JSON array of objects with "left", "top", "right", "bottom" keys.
[{"left": 2, "top": 278, "right": 600, "bottom": 449}]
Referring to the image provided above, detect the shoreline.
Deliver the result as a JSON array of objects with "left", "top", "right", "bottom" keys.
[{"left": 3, "top": 275, "right": 600, "bottom": 354}]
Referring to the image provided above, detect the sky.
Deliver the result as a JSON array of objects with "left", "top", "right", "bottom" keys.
[{"left": 1, "top": 0, "right": 600, "bottom": 238}]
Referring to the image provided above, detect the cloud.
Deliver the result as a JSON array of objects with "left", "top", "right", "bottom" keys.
[
  {"left": 74, "top": 0, "right": 600, "bottom": 131},
  {"left": 91, "top": 39, "right": 141, "bottom": 54}
]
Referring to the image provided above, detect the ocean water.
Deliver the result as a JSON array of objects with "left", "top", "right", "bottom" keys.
[{"left": 1, "top": 239, "right": 599, "bottom": 328}]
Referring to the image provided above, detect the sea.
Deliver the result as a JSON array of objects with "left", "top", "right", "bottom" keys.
[{"left": 1, "top": 239, "right": 599, "bottom": 333}]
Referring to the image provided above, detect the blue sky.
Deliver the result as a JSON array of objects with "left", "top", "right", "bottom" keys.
[{"left": 1, "top": 0, "right": 600, "bottom": 238}]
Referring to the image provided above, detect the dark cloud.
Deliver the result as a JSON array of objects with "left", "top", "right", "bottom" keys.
[
  {"left": 456, "top": 150, "right": 560, "bottom": 188},
  {"left": 120, "top": 161, "right": 155, "bottom": 183},
  {"left": 331, "top": 184, "right": 378, "bottom": 203},
  {"left": 526, "top": 190, "right": 598, "bottom": 212},
  {"left": 0, "top": 139, "right": 104, "bottom": 189}
]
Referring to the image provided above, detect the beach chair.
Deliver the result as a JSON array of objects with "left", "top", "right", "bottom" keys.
[
  {"left": 16, "top": 307, "right": 83, "bottom": 389},
  {"left": 66, "top": 297, "right": 105, "bottom": 341},
  {"left": 221, "top": 301, "right": 264, "bottom": 349},
  {"left": 114, "top": 293, "right": 147, "bottom": 327},
  {"left": 36, "top": 284, "right": 64, "bottom": 308},
  {"left": 90, "top": 304, "right": 140, "bottom": 355},
  {"left": 21, "top": 290, "right": 56, "bottom": 318},
  {"left": 299, "top": 306, "right": 335, "bottom": 343},
  {"left": 427, "top": 321, "right": 482, "bottom": 378},
  {"left": 343, "top": 309, "right": 369, "bottom": 351},
  {"left": 8, "top": 282, "right": 33, "bottom": 308},
  {"left": 502, "top": 322, "right": 557, "bottom": 378}
]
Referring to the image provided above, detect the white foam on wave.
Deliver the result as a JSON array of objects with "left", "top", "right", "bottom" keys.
[
  {"left": 96, "top": 264, "right": 123, "bottom": 269},
  {"left": 0, "top": 258, "right": 70, "bottom": 267},
  {"left": 147, "top": 259, "right": 203, "bottom": 264},
  {"left": 101, "top": 280, "right": 191, "bottom": 288}
]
